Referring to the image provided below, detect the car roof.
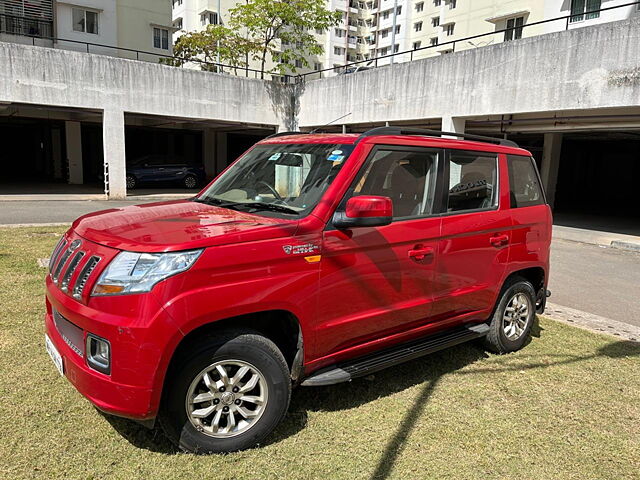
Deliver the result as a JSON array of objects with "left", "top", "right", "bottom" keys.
[{"left": 260, "top": 133, "right": 532, "bottom": 156}]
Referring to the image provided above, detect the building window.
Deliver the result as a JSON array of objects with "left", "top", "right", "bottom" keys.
[
  {"left": 432, "top": 16, "right": 440, "bottom": 27},
  {"left": 434, "top": 0, "right": 441, "bottom": 6},
  {"left": 295, "top": 59, "right": 303, "bottom": 68},
  {"left": 395, "top": 24, "right": 400, "bottom": 33},
  {"left": 334, "top": 46, "right": 344, "bottom": 55},
  {"left": 173, "top": 18, "right": 183, "bottom": 30},
  {"left": 396, "top": 5, "right": 402, "bottom": 15},
  {"left": 335, "top": 28, "right": 346, "bottom": 37},
  {"left": 448, "top": 0, "right": 456, "bottom": 9},
  {"left": 154, "top": 28, "right": 169, "bottom": 50},
  {"left": 72, "top": 8, "right": 98, "bottom": 34},
  {"left": 379, "top": 47, "right": 389, "bottom": 55},
  {"left": 413, "top": 41, "right": 421, "bottom": 49},
  {"left": 201, "top": 12, "right": 218, "bottom": 26},
  {"left": 172, "top": 0, "right": 183, "bottom": 7},
  {"left": 314, "top": 62, "right": 322, "bottom": 70},
  {"left": 382, "top": 10, "right": 389, "bottom": 20},
  {"left": 504, "top": 16, "right": 524, "bottom": 41},
  {"left": 444, "top": 23, "right": 454, "bottom": 35},
  {"left": 570, "top": 0, "right": 601, "bottom": 22},
  {"left": 414, "top": 21, "right": 423, "bottom": 32},
  {"left": 315, "top": 28, "right": 324, "bottom": 34},
  {"left": 430, "top": 37, "right": 438, "bottom": 46},
  {"left": 381, "top": 29, "right": 389, "bottom": 38},
  {"left": 393, "top": 43, "right": 399, "bottom": 52},
  {"left": 416, "top": 2, "right": 424, "bottom": 12}
]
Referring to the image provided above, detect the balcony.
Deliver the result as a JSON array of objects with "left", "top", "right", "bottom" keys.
[{"left": 0, "top": 13, "right": 53, "bottom": 39}]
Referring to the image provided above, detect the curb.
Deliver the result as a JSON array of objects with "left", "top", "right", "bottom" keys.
[{"left": 544, "top": 302, "right": 640, "bottom": 343}]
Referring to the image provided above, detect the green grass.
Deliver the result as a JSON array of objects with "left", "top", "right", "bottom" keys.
[{"left": 0, "top": 226, "right": 638, "bottom": 480}]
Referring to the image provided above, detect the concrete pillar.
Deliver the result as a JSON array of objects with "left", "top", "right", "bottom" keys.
[
  {"left": 203, "top": 128, "right": 216, "bottom": 179},
  {"left": 540, "top": 132, "right": 563, "bottom": 209},
  {"left": 103, "top": 109, "right": 127, "bottom": 199},
  {"left": 215, "top": 132, "right": 228, "bottom": 175},
  {"left": 65, "top": 121, "right": 83, "bottom": 184},
  {"left": 441, "top": 116, "right": 466, "bottom": 137}
]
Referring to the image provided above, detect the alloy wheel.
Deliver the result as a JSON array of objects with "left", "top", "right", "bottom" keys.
[
  {"left": 185, "top": 360, "right": 268, "bottom": 438},
  {"left": 502, "top": 293, "right": 531, "bottom": 340}
]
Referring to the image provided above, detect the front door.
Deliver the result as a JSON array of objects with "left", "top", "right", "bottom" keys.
[{"left": 313, "top": 146, "right": 443, "bottom": 361}]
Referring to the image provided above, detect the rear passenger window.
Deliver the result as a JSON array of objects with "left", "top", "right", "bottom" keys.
[
  {"left": 345, "top": 147, "right": 439, "bottom": 219},
  {"left": 507, "top": 155, "right": 545, "bottom": 208},
  {"left": 446, "top": 151, "right": 498, "bottom": 212}
]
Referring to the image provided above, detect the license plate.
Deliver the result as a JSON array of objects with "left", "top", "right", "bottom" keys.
[{"left": 45, "top": 334, "right": 64, "bottom": 376}]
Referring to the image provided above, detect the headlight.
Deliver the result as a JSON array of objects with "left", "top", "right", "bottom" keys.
[{"left": 92, "top": 249, "right": 203, "bottom": 296}]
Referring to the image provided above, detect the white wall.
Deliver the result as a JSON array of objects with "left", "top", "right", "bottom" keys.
[{"left": 55, "top": 0, "right": 118, "bottom": 56}]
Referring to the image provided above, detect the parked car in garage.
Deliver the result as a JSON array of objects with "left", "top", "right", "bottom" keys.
[
  {"left": 126, "top": 155, "right": 206, "bottom": 189},
  {"left": 44, "top": 127, "right": 551, "bottom": 454}
]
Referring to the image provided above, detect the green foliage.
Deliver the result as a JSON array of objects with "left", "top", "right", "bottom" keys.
[
  {"left": 161, "top": 24, "right": 254, "bottom": 73},
  {"left": 229, "top": 0, "right": 342, "bottom": 76},
  {"left": 162, "top": 0, "right": 342, "bottom": 77}
]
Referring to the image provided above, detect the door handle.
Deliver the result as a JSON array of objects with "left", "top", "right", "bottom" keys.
[
  {"left": 408, "top": 246, "right": 435, "bottom": 261},
  {"left": 490, "top": 234, "right": 509, "bottom": 247}
]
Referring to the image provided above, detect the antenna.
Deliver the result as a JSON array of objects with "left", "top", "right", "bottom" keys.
[{"left": 310, "top": 113, "right": 352, "bottom": 133}]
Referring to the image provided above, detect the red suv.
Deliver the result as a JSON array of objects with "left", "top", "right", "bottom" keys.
[{"left": 44, "top": 127, "right": 551, "bottom": 453}]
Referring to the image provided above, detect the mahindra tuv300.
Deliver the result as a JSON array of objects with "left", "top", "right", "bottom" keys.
[{"left": 44, "top": 127, "right": 551, "bottom": 453}]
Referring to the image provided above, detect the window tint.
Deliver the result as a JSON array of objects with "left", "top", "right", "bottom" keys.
[
  {"left": 446, "top": 151, "right": 498, "bottom": 212},
  {"left": 345, "top": 148, "right": 438, "bottom": 219},
  {"left": 507, "top": 155, "right": 545, "bottom": 208}
]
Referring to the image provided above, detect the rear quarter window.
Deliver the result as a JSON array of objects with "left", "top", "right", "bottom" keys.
[{"left": 507, "top": 155, "right": 546, "bottom": 208}]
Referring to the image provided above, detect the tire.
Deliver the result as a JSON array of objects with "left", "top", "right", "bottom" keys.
[
  {"left": 183, "top": 174, "right": 198, "bottom": 189},
  {"left": 126, "top": 175, "right": 137, "bottom": 190},
  {"left": 483, "top": 277, "right": 536, "bottom": 354},
  {"left": 160, "top": 329, "right": 291, "bottom": 454}
]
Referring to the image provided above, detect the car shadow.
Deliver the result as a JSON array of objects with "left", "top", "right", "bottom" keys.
[{"left": 103, "top": 317, "right": 639, "bottom": 465}]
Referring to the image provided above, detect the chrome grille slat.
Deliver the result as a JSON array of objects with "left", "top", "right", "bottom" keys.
[
  {"left": 60, "top": 251, "right": 85, "bottom": 292},
  {"left": 72, "top": 256, "right": 101, "bottom": 299},
  {"left": 49, "top": 238, "right": 68, "bottom": 274},
  {"left": 52, "top": 248, "right": 73, "bottom": 283}
]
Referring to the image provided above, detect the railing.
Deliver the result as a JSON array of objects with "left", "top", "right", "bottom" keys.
[
  {"left": 299, "top": 0, "right": 640, "bottom": 80},
  {"left": 1, "top": 1, "right": 638, "bottom": 83},
  {"left": 0, "top": 13, "right": 52, "bottom": 38}
]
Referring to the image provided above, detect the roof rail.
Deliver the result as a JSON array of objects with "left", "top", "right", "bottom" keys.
[
  {"left": 356, "top": 126, "right": 519, "bottom": 148},
  {"left": 264, "top": 131, "right": 307, "bottom": 140}
]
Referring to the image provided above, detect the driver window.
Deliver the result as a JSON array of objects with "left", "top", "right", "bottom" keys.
[{"left": 346, "top": 147, "right": 439, "bottom": 219}]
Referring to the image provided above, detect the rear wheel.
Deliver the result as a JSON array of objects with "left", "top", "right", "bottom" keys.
[
  {"left": 126, "top": 175, "right": 136, "bottom": 189},
  {"left": 183, "top": 174, "right": 198, "bottom": 189},
  {"left": 160, "top": 330, "right": 291, "bottom": 454},
  {"left": 484, "top": 277, "right": 536, "bottom": 353}
]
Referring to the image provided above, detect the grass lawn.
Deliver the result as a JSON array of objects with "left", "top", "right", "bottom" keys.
[{"left": 0, "top": 226, "right": 638, "bottom": 480}]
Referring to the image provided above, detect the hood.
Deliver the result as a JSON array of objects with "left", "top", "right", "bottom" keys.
[{"left": 72, "top": 200, "right": 298, "bottom": 252}]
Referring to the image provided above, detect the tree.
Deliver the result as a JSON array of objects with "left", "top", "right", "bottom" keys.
[
  {"left": 162, "top": 24, "right": 254, "bottom": 73},
  {"left": 229, "top": 0, "right": 342, "bottom": 78}
]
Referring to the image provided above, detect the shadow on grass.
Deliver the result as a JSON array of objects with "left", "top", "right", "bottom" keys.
[{"left": 100, "top": 316, "right": 640, "bottom": 468}]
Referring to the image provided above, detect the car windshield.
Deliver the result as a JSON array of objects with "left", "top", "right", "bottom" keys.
[{"left": 195, "top": 143, "right": 354, "bottom": 217}]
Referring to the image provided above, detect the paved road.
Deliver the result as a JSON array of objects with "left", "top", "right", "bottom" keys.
[
  {"left": 0, "top": 200, "right": 160, "bottom": 225},
  {"left": 549, "top": 239, "right": 640, "bottom": 327},
  {"left": 2, "top": 201, "right": 638, "bottom": 327}
]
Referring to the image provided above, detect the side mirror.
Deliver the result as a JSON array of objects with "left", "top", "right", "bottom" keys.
[{"left": 332, "top": 195, "right": 393, "bottom": 229}]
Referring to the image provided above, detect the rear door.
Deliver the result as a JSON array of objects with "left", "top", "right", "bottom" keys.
[
  {"left": 313, "top": 145, "right": 443, "bottom": 360},
  {"left": 430, "top": 149, "right": 512, "bottom": 322}
]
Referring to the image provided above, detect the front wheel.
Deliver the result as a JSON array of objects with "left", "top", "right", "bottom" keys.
[
  {"left": 483, "top": 277, "right": 536, "bottom": 354},
  {"left": 183, "top": 174, "right": 198, "bottom": 189},
  {"left": 160, "top": 330, "right": 291, "bottom": 454}
]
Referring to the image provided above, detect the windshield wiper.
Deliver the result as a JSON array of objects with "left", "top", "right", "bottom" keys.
[
  {"left": 192, "top": 197, "right": 243, "bottom": 210},
  {"left": 241, "top": 202, "right": 300, "bottom": 215}
]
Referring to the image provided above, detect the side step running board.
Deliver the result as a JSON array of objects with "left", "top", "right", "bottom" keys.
[{"left": 301, "top": 323, "right": 490, "bottom": 387}]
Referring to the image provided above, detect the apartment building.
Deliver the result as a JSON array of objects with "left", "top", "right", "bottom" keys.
[{"left": 0, "top": 0, "right": 174, "bottom": 59}]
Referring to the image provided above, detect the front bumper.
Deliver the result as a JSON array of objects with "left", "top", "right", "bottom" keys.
[
  {"left": 44, "top": 309, "right": 155, "bottom": 419},
  {"left": 44, "top": 272, "right": 182, "bottom": 420}
]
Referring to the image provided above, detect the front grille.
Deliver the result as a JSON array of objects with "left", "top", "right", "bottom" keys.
[
  {"left": 49, "top": 237, "right": 102, "bottom": 301},
  {"left": 53, "top": 309, "right": 84, "bottom": 357},
  {"left": 73, "top": 256, "right": 101, "bottom": 299},
  {"left": 60, "top": 251, "right": 85, "bottom": 292}
]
